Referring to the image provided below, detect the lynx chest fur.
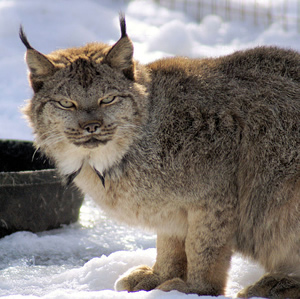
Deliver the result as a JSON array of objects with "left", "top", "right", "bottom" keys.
[{"left": 21, "top": 17, "right": 300, "bottom": 298}]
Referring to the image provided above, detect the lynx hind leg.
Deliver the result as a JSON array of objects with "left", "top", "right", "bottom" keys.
[
  {"left": 237, "top": 273, "right": 300, "bottom": 299},
  {"left": 115, "top": 234, "right": 187, "bottom": 292}
]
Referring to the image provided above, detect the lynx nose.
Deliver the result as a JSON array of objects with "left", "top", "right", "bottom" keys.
[{"left": 83, "top": 122, "right": 101, "bottom": 134}]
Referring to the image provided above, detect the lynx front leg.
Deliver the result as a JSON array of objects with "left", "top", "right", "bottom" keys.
[
  {"left": 157, "top": 209, "right": 233, "bottom": 296},
  {"left": 115, "top": 234, "right": 187, "bottom": 292}
]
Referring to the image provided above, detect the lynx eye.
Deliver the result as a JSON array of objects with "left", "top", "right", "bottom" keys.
[
  {"left": 100, "top": 95, "right": 116, "bottom": 105},
  {"left": 58, "top": 99, "right": 76, "bottom": 109}
]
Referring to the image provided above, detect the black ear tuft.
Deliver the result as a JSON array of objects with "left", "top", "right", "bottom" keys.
[
  {"left": 19, "top": 26, "right": 33, "bottom": 50},
  {"left": 104, "top": 14, "right": 135, "bottom": 80},
  {"left": 119, "top": 13, "right": 127, "bottom": 38},
  {"left": 19, "top": 27, "right": 56, "bottom": 92}
]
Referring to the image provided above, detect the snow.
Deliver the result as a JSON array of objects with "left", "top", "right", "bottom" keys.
[
  {"left": 0, "top": 197, "right": 265, "bottom": 299},
  {"left": 0, "top": 0, "right": 298, "bottom": 298}
]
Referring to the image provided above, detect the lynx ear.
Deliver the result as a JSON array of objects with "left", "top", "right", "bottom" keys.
[
  {"left": 104, "top": 15, "right": 135, "bottom": 80},
  {"left": 19, "top": 26, "right": 55, "bottom": 92}
]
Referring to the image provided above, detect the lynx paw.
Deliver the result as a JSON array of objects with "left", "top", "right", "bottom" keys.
[
  {"left": 115, "top": 265, "right": 161, "bottom": 292},
  {"left": 157, "top": 278, "right": 221, "bottom": 295},
  {"left": 237, "top": 273, "right": 300, "bottom": 299},
  {"left": 157, "top": 278, "right": 191, "bottom": 293}
]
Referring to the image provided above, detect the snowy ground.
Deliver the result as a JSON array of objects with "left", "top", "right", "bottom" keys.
[{"left": 0, "top": 0, "right": 299, "bottom": 298}]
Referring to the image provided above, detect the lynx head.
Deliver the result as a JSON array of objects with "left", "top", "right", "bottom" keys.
[{"left": 20, "top": 16, "right": 149, "bottom": 181}]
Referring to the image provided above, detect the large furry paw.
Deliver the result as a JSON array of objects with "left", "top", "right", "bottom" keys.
[
  {"left": 237, "top": 273, "right": 300, "bottom": 299},
  {"left": 157, "top": 278, "right": 221, "bottom": 296},
  {"left": 157, "top": 278, "right": 191, "bottom": 293},
  {"left": 115, "top": 265, "right": 161, "bottom": 292}
]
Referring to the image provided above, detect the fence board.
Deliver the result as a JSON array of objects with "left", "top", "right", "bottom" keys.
[{"left": 151, "top": 0, "right": 300, "bottom": 33}]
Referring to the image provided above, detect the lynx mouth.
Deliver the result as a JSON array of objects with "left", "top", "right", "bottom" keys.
[{"left": 73, "top": 138, "right": 109, "bottom": 148}]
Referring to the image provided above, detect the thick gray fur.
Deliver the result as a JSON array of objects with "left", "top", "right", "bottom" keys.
[{"left": 21, "top": 16, "right": 300, "bottom": 298}]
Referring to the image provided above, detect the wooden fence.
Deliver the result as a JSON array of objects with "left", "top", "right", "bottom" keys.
[{"left": 153, "top": 0, "right": 300, "bottom": 32}]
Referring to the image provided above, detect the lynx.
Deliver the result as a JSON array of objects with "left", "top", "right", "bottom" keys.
[{"left": 20, "top": 16, "right": 300, "bottom": 298}]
